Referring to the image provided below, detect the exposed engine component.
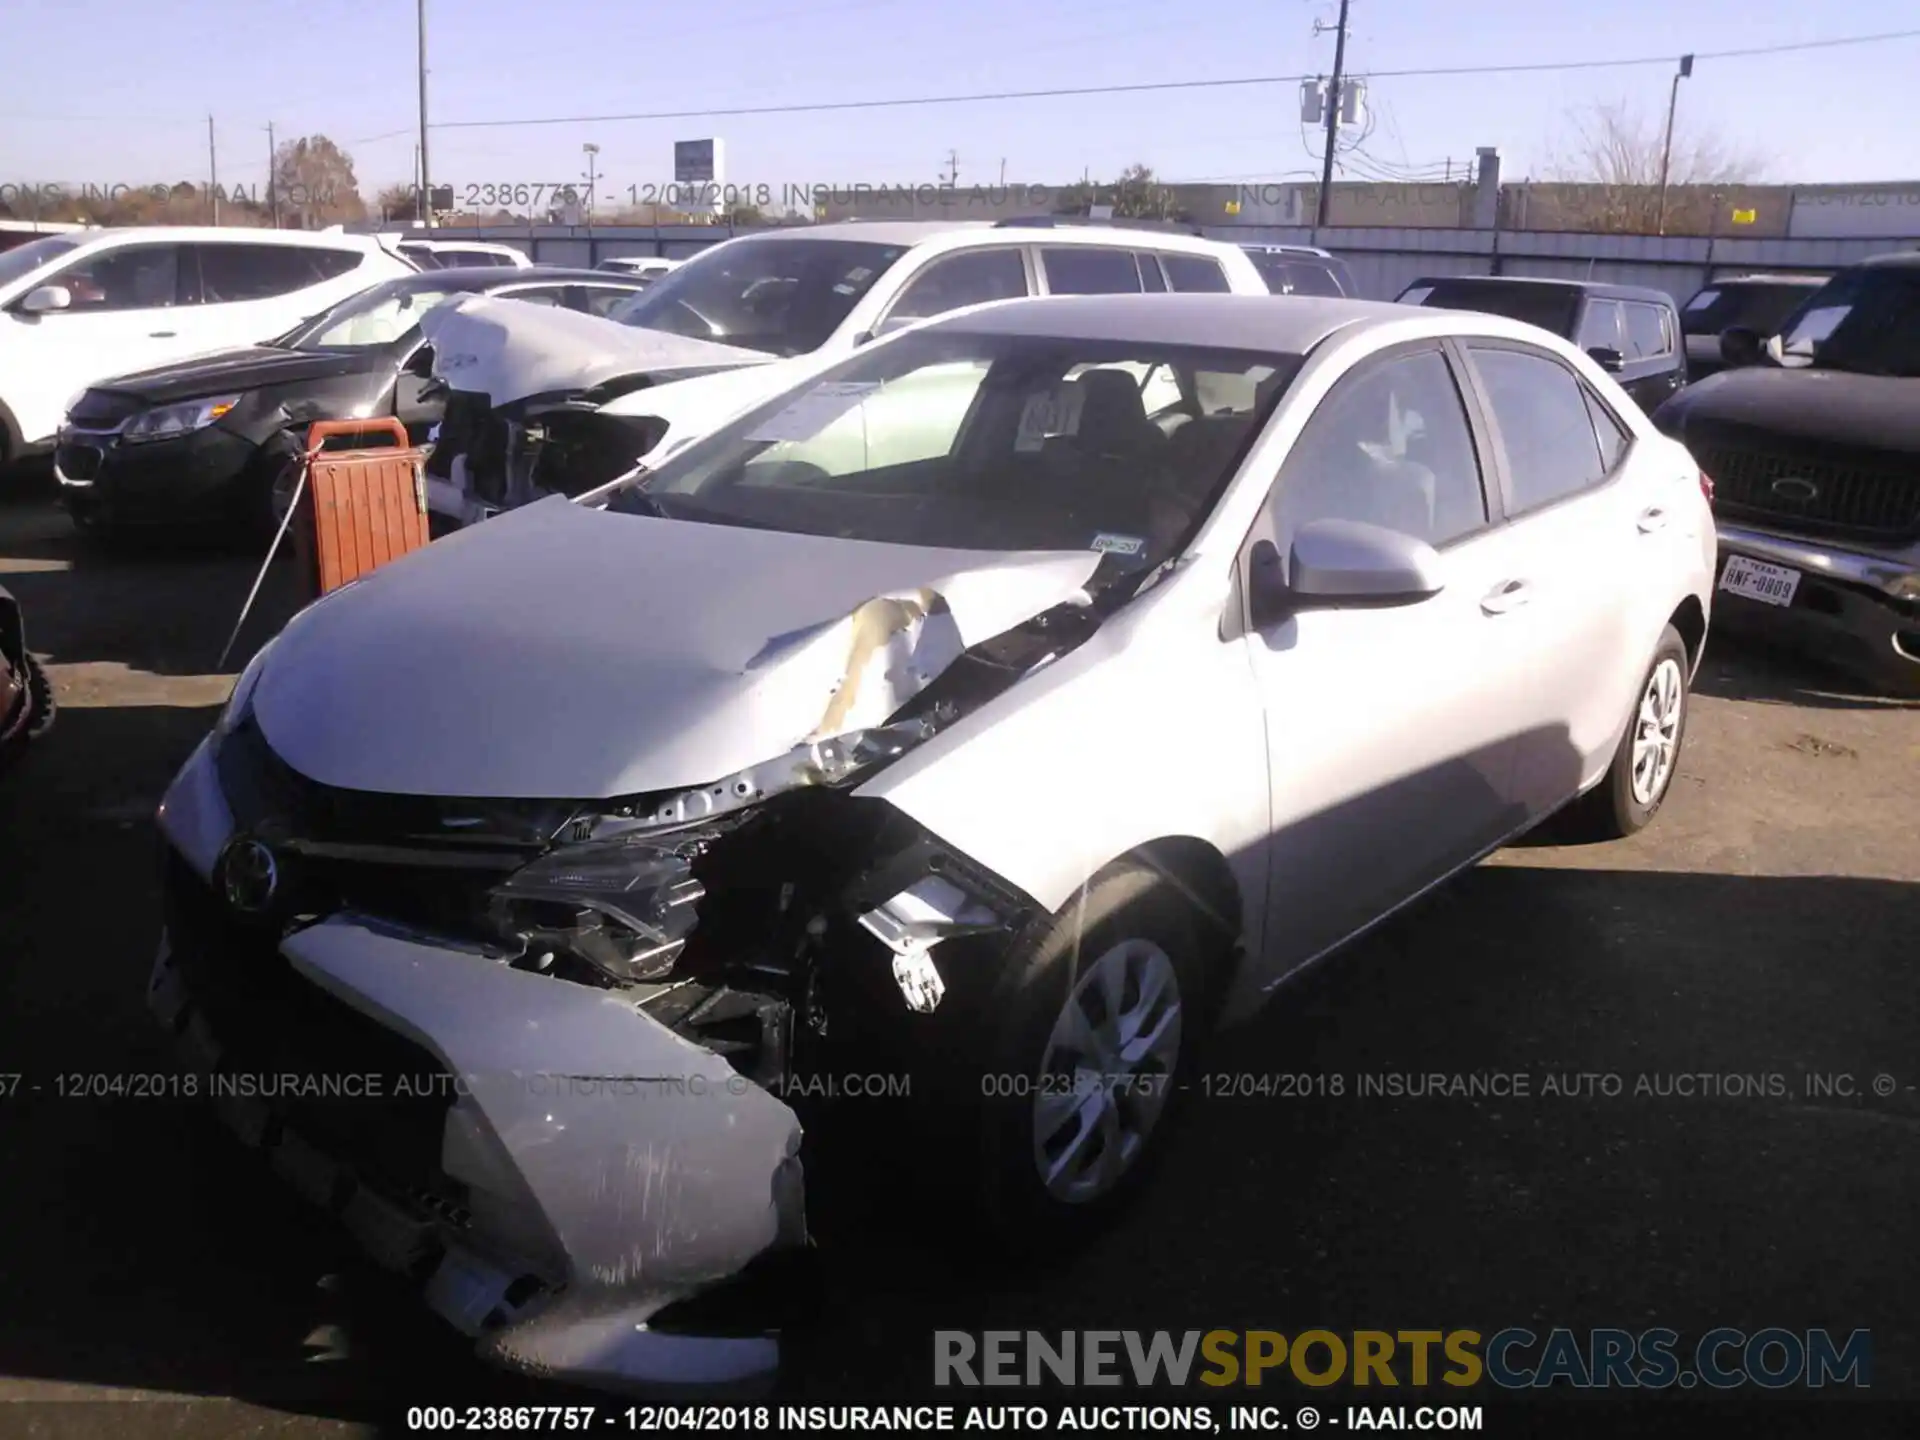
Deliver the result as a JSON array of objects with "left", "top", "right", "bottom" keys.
[{"left": 856, "top": 874, "right": 1009, "bottom": 1014}]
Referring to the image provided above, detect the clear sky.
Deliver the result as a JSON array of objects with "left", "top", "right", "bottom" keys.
[{"left": 2, "top": 0, "right": 1916, "bottom": 204}]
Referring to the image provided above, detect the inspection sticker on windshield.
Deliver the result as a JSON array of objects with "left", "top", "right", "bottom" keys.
[
  {"left": 1090, "top": 532, "right": 1146, "bottom": 557},
  {"left": 1014, "top": 384, "right": 1087, "bottom": 452},
  {"left": 746, "top": 381, "right": 880, "bottom": 442}
]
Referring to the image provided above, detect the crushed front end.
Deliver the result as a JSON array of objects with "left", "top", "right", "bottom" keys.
[{"left": 150, "top": 577, "right": 1098, "bottom": 1392}]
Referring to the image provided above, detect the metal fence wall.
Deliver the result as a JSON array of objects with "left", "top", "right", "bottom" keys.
[
  {"left": 429, "top": 222, "right": 1920, "bottom": 306},
  {"left": 1212, "top": 226, "right": 1920, "bottom": 303}
]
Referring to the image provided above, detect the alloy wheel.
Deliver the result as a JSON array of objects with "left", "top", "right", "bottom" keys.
[
  {"left": 1032, "top": 937, "right": 1183, "bottom": 1204},
  {"left": 1630, "top": 656, "right": 1685, "bottom": 806}
]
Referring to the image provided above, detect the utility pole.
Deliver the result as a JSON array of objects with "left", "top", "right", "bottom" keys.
[
  {"left": 417, "top": 0, "right": 434, "bottom": 228},
  {"left": 582, "top": 142, "right": 599, "bottom": 225},
  {"left": 266, "top": 122, "right": 278, "bottom": 228},
  {"left": 999, "top": 157, "right": 1006, "bottom": 187},
  {"left": 1654, "top": 53, "right": 1694, "bottom": 236},
  {"left": 944, "top": 149, "right": 959, "bottom": 187},
  {"left": 1314, "top": 0, "right": 1350, "bottom": 230},
  {"left": 207, "top": 115, "right": 220, "bottom": 225}
]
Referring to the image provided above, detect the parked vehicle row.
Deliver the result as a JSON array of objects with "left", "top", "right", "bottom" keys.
[
  {"left": 0, "top": 227, "right": 418, "bottom": 469},
  {"left": 52, "top": 266, "right": 658, "bottom": 536}
]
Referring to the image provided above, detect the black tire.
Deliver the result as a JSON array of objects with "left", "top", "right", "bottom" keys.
[
  {"left": 963, "top": 861, "right": 1220, "bottom": 1250},
  {"left": 236, "top": 434, "right": 305, "bottom": 546},
  {"left": 1560, "top": 625, "right": 1692, "bottom": 842}
]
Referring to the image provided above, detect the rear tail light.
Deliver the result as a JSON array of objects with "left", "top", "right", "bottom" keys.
[{"left": 1698, "top": 469, "right": 1715, "bottom": 503}]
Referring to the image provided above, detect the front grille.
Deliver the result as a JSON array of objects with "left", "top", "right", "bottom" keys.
[
  {"left": 56, "top": 444, "right": 102, "bottom": 481},
  {"left": 66, "top": 389, "right": 142, "bottom": 429},
  {"left": 1701, "top": 445, "right": 1920, "bottom": 542},
  {"left": 163, "top": 848, "right": 466, "bottom": 1205},
  {"left": 213, "top": 718, "right": 563, "bottom": 940}
]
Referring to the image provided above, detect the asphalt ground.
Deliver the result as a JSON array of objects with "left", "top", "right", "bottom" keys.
[{"left": 1, "top": 478, "right": 1915, "bottom": 1438}]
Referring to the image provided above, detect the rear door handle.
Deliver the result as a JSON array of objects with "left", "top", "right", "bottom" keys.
[
  {"left": 1481, "top": 578, "right": 1534, "bottom": 615},
  {"left": 148, "top": 330, "right": 176, "bottom": 338},
  {"left": 1638, "top": 505, "right": 1670, "bottom": 533}
]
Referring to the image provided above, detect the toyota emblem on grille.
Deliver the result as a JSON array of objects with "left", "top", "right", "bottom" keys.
[
  {"left": 1770, "top": 477, "right": 1819, "bottom": 501},
  {"left": 220, "top": 838, "right": 280, "bottom": 914}
]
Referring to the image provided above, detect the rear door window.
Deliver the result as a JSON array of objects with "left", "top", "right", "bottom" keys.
[
  {"left": 886, "top": 248, "right": 1029, "bottom": 321},
  {"left": 196, "top": 244, "right": 361, "bottom": 303},
  {"left": 1467, "top": 345, "right": 1609, "bottom": 513},
  {"left": 1575, "top": 300, "right": 1625, "bottom": 353},
  {"left": 1161, "top": 254, "right": 1231, "bottom": 293},
  {"left": 1281, "top": 261, "right": 1343, "bottom": 297},
  {"left": 1040, "top": 247, "right": 1143, "bottom": 295},
  {"left": 1622, "top": 302, "right": 1672, "bottom": 360}
]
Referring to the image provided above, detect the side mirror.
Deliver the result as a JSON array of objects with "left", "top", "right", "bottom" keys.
[
  {"left": 1586, "top": 345, "right": 1626, "bottom": 373},
  {"left": 1289, "top": 519, "right": 1444, "bottom": 609},
  {"left": 1718, "top": 326, "right": 1763, "bottom": 369},
  {"left": 18, "top": 284, "right": 72, "bottom": 315}
]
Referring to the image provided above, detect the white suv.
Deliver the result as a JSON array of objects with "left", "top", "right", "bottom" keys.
[
  {"left": 0, "top": 227, "right": 412, "bottom": 468},
  {"left": 419, "top": 218, "right": 1272, "bottom": 514}
]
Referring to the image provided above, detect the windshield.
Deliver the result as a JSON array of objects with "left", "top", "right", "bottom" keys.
[
  {"left": 1774, "top": 267, "right": 1920, "bottom": 376},
  {"left": 280, "top": 279, "right": 465, "bottom": 350},
  {"left": 1680, "top": 281, "right": 1824, "bottom": 337},
  {"left": 0, "top": 235, "right": 81, "bottom": 291},
  {"left": 606, "top": 237, "right": 908, "bottom": 357},
  {"left": 1398, "top": 280, "right": 1581, "bottom": 337},
  {"left": 606, "top": 329, "right": 1302, "bottom": 578}
]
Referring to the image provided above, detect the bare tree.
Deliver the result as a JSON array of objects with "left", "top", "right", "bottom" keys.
[
  {"left": 272, "top": 135, "right": 368, "bottom": 228},
  {"left": 1540, "top": 101, "right": 1767, "bottom": 233}
]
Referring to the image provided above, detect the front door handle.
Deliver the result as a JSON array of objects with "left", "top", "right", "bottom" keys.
[
  {"left": 148, "top": 330, "right": 177, "bottom": 338},
  {"left": 1638, "top": 505, "right": 1670, "bottom": 533},
  {"left": 1481, "top": 578, "right": 1534, "bottom": 615}
]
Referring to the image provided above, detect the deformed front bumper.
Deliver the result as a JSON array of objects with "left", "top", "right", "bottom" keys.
[
  {"left": 152, "top": 738, "right": 808, "bottom": 1393},
  {"left": 1715, "top": 522, "right": 1920, "bottom": 693}
]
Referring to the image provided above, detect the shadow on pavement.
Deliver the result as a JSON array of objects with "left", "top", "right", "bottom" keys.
[{"left": 1694, "top": 633, "right": 1920, "bottom": 713}]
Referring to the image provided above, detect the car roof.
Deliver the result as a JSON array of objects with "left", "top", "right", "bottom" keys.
[
  {"left": 736, "top": 219, "right": 1242, "bottom": 258},
  {"left": 63, "top": 226, "right": 380, "bottom": 251},
  {"left": 1405, "top": 274, "right": 1675, "bottom": 306},
  {"left": 387, "top": 265, "right": 631, "bottom": 287},
  {"left": 1701, "top": 273, "right": 1826, "bottom": 286},
  {"left": 921, "top": 291, "right": 1413, "bottom": 352}
]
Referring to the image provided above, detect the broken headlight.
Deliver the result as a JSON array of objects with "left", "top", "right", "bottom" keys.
[{"left": 491, "top": 826, "right": 713, "bottom": 984}]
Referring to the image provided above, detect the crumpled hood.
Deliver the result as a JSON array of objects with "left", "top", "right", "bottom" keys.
[
  {"left": 419, "top": 294, "right": 773, "bottom": 408},
  {"left": 251, "top": 496, "right": 1101, "bottom": 800},
  {"left": 1656, "top": 365, "right": 1920, "bottom": 456}
]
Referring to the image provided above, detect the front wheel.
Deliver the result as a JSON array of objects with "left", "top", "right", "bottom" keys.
[
  {"left": 968, "top": 862, "right": 1218, "bottom": 1247},
  {"left": 1561, "top": 625, "right": 1692, "bottom": 841}
]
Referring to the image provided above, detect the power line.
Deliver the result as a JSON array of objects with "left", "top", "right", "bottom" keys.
[{"left": 418, "top": 26, "right": 1920, "bottom": 131}]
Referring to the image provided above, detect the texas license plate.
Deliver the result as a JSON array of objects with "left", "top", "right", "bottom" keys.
[{"left": 1719, "top": 555, "right": 1801, "bottom": 607}]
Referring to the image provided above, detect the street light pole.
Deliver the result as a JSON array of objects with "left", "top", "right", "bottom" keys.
[
  {"left": 582, "top": 142, "right": 599, "bottom": 223},
  {"left": 1655, "top": 53, "right": 1694, "bottom": 236},
  {"left": 417, "top": 0, "right": 434, "bottom": 229}
]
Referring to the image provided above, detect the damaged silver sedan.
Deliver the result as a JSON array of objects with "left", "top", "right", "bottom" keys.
[{"left": 152, "top": 292, "right": 1716, "bottom": 1392}]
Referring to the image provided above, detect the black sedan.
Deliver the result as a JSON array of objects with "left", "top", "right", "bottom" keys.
[{"left": 55, "top": 267, "right": 651, "bottom": 537}]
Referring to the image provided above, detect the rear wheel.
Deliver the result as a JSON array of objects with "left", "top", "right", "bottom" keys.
[{"left": 1561, "top": 625, "right": 1691, "bottom": 841}]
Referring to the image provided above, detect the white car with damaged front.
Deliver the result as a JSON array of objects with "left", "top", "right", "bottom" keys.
[{"left": 151, "top": 292, "right": 1715, "bottom": 1393}]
